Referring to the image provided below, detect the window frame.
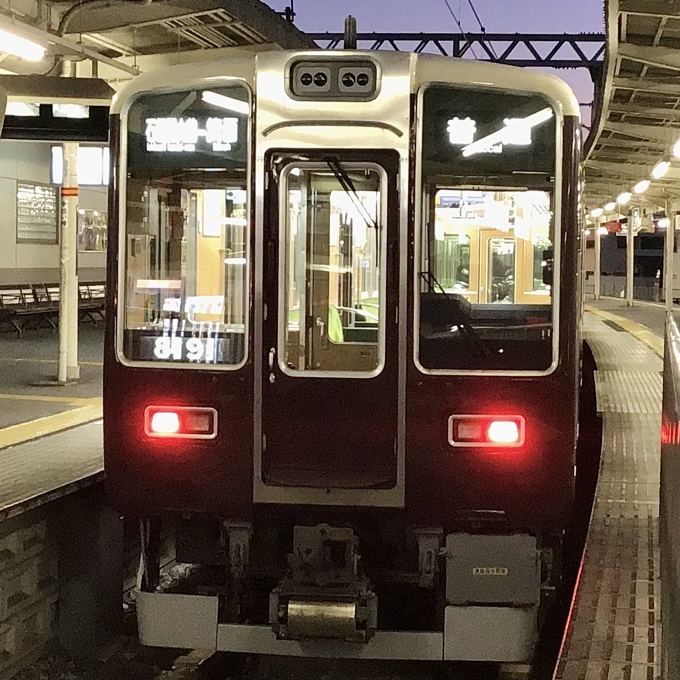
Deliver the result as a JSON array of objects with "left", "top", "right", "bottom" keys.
[
  {"left": 276, "top": 161, "right": 389, "bottom": 379},
  {"left": 414, "top": 82, "right": 563, "bottom": 377},
  {"left": 116, "top": 81, "right": 253, "bottom": 371}
]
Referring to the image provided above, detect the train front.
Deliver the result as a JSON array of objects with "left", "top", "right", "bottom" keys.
[{"left": 104, "top": 50, "right": 581, "bottom": 664}]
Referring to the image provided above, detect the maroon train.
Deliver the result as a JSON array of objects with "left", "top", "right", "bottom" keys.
[{"left": 104, "top": 49, "right": 589, "bottom": 664}]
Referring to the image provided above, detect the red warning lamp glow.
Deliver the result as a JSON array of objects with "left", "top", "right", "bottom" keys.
[
  {"left": 150, "top": 411, "right": 180, "bottom": 435},
  {"left": 144, "top": 406, "right": 218, "bottom": 439},
  {"left": 448, "top": 415, "right": 525, "bottom": 448},
  {"left": 487, "top": 420, "right": 520, "bottom": 444}
]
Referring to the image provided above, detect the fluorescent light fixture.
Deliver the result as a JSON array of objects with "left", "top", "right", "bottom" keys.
[
  {"left": 201, "top": 91, "right": 249, "bottom": 115},
  {"left": 652, "top": 161, "right": 670, "bottom": 179},
  {"left": 0, "top": 28, "right": 45, "bottom": 61},
  {"left": 597, "top": 226, "right": 608, "bottom": 235},
  {"left": 51, "top": 146, "right": 109, "bottom": 185},
  {"left": 604, "top": 201, "right": 616, "bottom": 211},
  {"left": 224, "top": 257, "right": 247, "bottom": 265},
  {"left": 461, "top": 107, "right": 553, "bottom": 157},
  {"left": 633, "top": 179, "right": 649, "bottom": 194},
  {"left": 590, "top": 207, "right": 603, "bottom": 218},
  {"left": 659, "top": 217, "right": 671, "bottom": 229},
  {"left": 6, "top": 102, "right": 39, "bottom": 116},
  {"left": 617, "top": 192, "right": 631, "bottom": 204},
  {"left": 53, "top": 104, "right": 89, "bottom": 119},
  {"left": 674, "top": 139, "right": 680, "bottom": 158}
]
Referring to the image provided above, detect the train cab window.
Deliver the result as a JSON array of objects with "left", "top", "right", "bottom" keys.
[
  {"left": 119, "top": 84, "right": 250, "bottom": 367},
  {"left": 280, "top": 164, "right": 385, "bottom": 375},
  {"left": 418, "top": 85, "right": 557, "bottom": 372}
]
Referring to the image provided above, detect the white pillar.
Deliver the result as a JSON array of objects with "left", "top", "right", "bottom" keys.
[
  {"left": 626, "top": 209, "right": 636, "bottom": 307},
  {"left": 667, "top": 200, "right": 680, "bottom": 313},
  {"left": 58, "top": 142, "right": 80, "bottom": 383},
  {"left": 594, "top": 222, "right": 602, "bottom": 300}
]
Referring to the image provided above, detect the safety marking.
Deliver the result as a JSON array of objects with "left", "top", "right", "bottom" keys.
[
  {"left": 0, "top": 401, "right": 102, "bottom": 450},
  {"left": 0, "top": 394, "right": 99, "bottom": 406},
  {"left": 0, "top": 357, "right": 103, "bottom": 367},
  {"left": 585, "top": 305, "right": 663, "bottom": 357}
]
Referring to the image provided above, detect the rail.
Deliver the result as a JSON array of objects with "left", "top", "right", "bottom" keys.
[{"left": 661, "top": 311, "right": 680, "bottom": 676}]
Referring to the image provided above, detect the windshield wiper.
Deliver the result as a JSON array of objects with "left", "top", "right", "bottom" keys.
[{"left": 326, "top": 157, "right": 380, "bottom": 231}]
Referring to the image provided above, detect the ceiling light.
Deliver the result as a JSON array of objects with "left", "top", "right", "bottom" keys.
[
  {"left": 0, "top": 28, "right": 45, "bottom": 61},
  {"left": 674, "top": 139, "right": 680, "bottom": 158},
  {"left": 201, "top": 91, "right": 249, "bottom": 115},
  {"left": 53, "top": 104, "right": 89, "bottom": 119},
  {"left": 659, "top": 217, "right": 671, "bottom": 229},
  {"left": 652, "top": 161, "right": 670, "bottom": 179},
  {"left": 604, "top": 201, "right": 616, "bottom": 211},
  {"left": 5, "top": 101, "right": 39, "bottom": 116},
  {"left": 633, "top": 180, "right": 649, "bottom": 194},
  {"left": 617, "top": 192, "right": 631, "bottom": 205},
  {"left": 590, "top": 207, "right": 603, "bottom": 217}
]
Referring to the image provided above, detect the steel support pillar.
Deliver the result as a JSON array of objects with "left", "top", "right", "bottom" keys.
[
  {"left": 594, "top": 223, "right": 602, "bottom": 300},
  {"left": 626, "top": 209, "right": 636, "bottom": 307},
  {"left": 58, "top": 142, "right": 80, "bottom": 383}
]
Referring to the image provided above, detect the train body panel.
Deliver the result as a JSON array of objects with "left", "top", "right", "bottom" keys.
[{"left": 103, "top": 49, "right": 585, "bottom": 662}]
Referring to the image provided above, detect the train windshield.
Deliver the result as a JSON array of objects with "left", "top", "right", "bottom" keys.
[
  {"left": 120, "top": 84, "right": 250, "bottom": 367},
  {"left": 418, "top": 85, "right": 557, "bottom": 372}
]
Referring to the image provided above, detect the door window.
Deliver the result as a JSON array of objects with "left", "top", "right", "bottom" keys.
[{"left": 280, "top": 164, "right": 385, "bottom": 375}]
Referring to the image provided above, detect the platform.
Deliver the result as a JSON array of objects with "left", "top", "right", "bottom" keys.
[
  {"left": 0, "top": 304, "right": 666, "bottom": 675},
  {"left": 555, "top": 312, "right": 662, "bottom": 679}
]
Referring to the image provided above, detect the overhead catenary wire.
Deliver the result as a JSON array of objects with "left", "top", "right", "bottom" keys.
[
  {"left": 441, "top": 0, "right": 479, "bottom": 59},
  {"left": 465, "top": 0, "right": 498, "bottom": 59}
]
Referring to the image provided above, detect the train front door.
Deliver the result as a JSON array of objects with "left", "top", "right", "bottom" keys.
[{"left": 259, "top": 153, "right": 400, "bottom": 498}]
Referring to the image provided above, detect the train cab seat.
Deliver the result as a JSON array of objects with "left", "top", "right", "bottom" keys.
[{"left": 419, "top": 291, "right": 472, "bottom": 335}]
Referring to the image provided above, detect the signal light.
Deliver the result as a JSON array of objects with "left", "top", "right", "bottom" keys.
[
  {"left": 150, "top": 411, "right": 180, "bottom": 434},
  {"left": 144, "top": 406, "right": 218, "bottom": 439},
  {"left": 487, "top": 420, "right": 520, "bottom": 444},
  {"left": 448, "top": 415, "right": 525, "bottom": 448}
]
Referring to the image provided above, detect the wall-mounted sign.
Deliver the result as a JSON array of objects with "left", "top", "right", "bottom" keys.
[{"left": 145, "top": 116, "right": 239, "bottom": 153}]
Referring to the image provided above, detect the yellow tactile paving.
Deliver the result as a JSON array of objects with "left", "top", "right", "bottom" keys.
[
  {"left": 585, "top": 305, "right": 664, "bottom": 358},
  {"left": 0, "top": 393, "right": 97, "bottom": 405},
  {"left": 0, "top": 399, "right": 102, "bottom": 450}
]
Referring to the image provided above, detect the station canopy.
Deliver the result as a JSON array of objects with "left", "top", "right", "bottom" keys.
[{"left": 585, "top": 0, "right": 680, "bottom": 219}]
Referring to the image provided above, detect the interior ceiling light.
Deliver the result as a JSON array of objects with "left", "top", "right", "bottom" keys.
[
  {"left": 674, "top": 139, "right": 680, "bottom": 158},
  {"left": 633, "top": 180, "right": 650, "bottom": 194},
  {"left": 0, "top": 28, "right": 45, "bottom": 61},
  {"left": 604, "top": 201, "right": 616, "bottom": 211},
  {"left": 617, "top": 192, "right": 632, "bottom": 205},
  {"left": 652, "top": 161, "right": 671, "bottom": 179},
  {"left": 201, "top": 91, "right": 249, "bottom": 115},
  {"left": 590, "top": 207, "right": 603, "bottom": 218}
]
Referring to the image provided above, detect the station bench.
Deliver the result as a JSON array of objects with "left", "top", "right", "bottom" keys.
[{"left": 0, "top": 283, "right": 106, "bottom": 337}]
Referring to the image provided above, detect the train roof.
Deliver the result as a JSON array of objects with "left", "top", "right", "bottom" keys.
[{"left": 111, "top": 49, "right": 579, "bottom": 118}]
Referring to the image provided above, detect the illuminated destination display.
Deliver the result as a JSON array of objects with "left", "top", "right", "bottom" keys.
[
  {"left": 145, "top": 116, "right": 239, "bottom": 153},
  {"left": 446, "top": 108, "right": 553, "bottom": 156}
]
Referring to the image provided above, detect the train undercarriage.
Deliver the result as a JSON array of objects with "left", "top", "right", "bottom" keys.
[{"left": 136, "top": 512, "right": 565, "bottom": 664}]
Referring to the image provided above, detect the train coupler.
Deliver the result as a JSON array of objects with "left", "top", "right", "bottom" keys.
[{"left": 269, "top": 524, "right": 377, "bottom": 642}]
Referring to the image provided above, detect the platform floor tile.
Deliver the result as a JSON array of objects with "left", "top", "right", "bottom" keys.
[
  {"left": 0, "top": 421, "right": 103, "bottom": 518},
  {"left": 555, "top": 314, "right": 661, "bottom": 680}
]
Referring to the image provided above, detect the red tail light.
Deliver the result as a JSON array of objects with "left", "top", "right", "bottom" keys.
[
  {"left": 144, "top": 406, "right": 218, "bottom": 439},
  {"left": 150, "top": 411, "right": 180, "bottom": 434},
  {"left": 448, "top": 415, "right": 525, "bottom": 448}
]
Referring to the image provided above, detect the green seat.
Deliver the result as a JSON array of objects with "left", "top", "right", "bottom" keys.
[{"left": 288, "top": 305, "right": 344, "bottom": 343}]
